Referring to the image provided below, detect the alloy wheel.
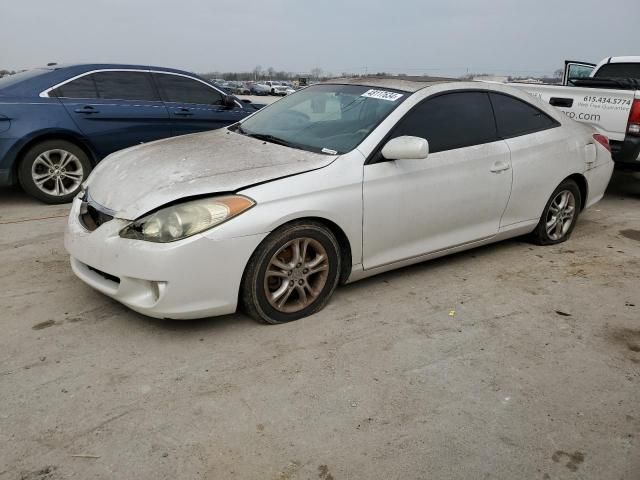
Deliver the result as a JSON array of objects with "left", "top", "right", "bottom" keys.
[
  {"left": 545, "top": 190, "right": 576, "bottom": 241},
  {"left": 31, "top": 149, "right": 84, "bottom": 197},
  {"left": 263, "top": 237, "right": 330, "bottom": 313}
]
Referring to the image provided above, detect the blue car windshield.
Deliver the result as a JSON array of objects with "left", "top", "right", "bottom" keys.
[{"left": 236, "top": 84, "right": 408, "bottom": 154}]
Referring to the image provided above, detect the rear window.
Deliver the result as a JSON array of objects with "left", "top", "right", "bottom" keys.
[
  {"left": 52, "top": 71, "right": 158, "bottom": 101},
  {"left": 489, "top": 93, "right": 558, "bottom": 139},
  {"left": 594, "top": 63, "right": 640, "bottom": 80}
]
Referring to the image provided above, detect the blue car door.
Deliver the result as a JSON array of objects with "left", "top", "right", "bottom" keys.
[
  {"left": 152, "top": 72, "right": 247, "bottom": 135},
  {"left": 53, "top": 70, "right": 171, "bottom": 157}
]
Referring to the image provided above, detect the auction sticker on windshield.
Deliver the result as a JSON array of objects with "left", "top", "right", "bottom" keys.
[{"left": 361, "top": 89, "right": 404, "bottom": 101}]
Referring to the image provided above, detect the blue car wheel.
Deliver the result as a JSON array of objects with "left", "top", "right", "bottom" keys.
[{"left": 18, "top": 139, "right": 92, "bottom": 204}]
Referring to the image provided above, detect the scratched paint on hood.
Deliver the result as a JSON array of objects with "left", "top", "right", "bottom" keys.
[{"left": 86, "top": 128, "right": 338, "bottom": 219}]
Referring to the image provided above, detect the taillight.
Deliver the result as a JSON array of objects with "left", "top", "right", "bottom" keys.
[
  {"left": 628, "top": 99, "right": 640, "bottom": 136},
  {"left": 593, "top": 133, "right": 611, "bottom": 152}
]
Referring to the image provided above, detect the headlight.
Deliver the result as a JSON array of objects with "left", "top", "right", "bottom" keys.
[{"left": 119, "top": 195, "right": 255, "bottom": 243}]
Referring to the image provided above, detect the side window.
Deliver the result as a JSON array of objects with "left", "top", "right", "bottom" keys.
[
  {"left": 51, "top": 75, "right": 98, "bottom": 99},
  {"left": 153, "top": 73, "right": 223, "bottom": 105},
  {"left": 489, "top": 93, "right": 557, "bottom": 139},
  {"left": 92, "top": 71, "right": 158, "bottom": 101},
  {"left": 565, "top": 64, "right": 594, "bottom": 84},
  {"left": 390, "top": 92, "right": 498, "bottom": 153}
]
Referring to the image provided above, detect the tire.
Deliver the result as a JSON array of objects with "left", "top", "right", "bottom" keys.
[
  {"left": 530, "top": 179, "right": 581, "bottom": 245},
  {"left": 241, "top": 220, "right": 342, "bottom": 324},
  {"left": 18, "top": 139, "right": 92, "bottom": 204}
]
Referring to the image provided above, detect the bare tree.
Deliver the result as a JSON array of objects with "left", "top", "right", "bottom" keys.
[
  {"left": 253, "top": 65, "right": 262, "bottom": 80},
  {"left": 310, "top": 67, "right": 323, "bottom": 80}
]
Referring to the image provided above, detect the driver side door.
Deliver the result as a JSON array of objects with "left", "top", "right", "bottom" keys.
[
  {"left": 152, "top": 72, "right": 246, "bottom": 136},
  {"left": 362, "top": 91, "right": 513, "bottom": 269}
]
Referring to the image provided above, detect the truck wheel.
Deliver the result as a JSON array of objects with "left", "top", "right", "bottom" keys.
[{"left": 18, "top": 139, "right": 92, "bottom": 204}]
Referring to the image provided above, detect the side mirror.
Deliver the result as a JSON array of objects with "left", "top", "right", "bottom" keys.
[
  {"left": 223, "top": 95, "right": 236, "bottom": 107},
  {"left": 381, "top": 136, "right": 429, "bottom": 160}
]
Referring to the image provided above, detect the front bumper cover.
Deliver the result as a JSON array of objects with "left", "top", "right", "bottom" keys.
[{"left": 64, "top": 197, "right": 267, "bottom": 319}]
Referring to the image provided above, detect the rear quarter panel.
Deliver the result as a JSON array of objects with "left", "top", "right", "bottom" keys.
[
  {"left": 499, "top": 125, "right": 588, "bottom": 228},
  {"left": 0, "top": 96, "right": 89, "bottom": 174}
]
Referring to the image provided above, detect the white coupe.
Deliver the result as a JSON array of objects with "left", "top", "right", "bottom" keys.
[{"left": 65, "top": 78, "right": 614, "bottom": 323}]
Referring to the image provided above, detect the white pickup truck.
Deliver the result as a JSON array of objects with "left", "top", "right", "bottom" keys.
[{"left": 511, "top": 57, "right": 640, "bottom": 170}]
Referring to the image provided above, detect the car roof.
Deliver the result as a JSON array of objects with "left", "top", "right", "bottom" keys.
[
  {"left": 321, "top": 75, "right": 460, "bottom": 92},
  {"left": 0, "top": 63, "right": 207, "bottom": 97},
  {"left": 608, "top": 56, "right": 640, "bottom": 64},
  {"left": 43, "top": 63, "right": 197, "bottom": 75}
]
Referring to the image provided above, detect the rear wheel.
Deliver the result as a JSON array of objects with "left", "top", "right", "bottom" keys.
[
  {"left": 18, "top": 140, "right": 92, "bottom": 204},
  {"left": 531, "top": 180, "right": 581, "bottom": 245},
  {"left": 241, "top": 221, "right": 341, "bottom": 324}
]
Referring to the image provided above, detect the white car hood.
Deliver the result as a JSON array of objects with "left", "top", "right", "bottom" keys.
[{"left": 85, "top": 129, "right": 337, "bottom": 220}]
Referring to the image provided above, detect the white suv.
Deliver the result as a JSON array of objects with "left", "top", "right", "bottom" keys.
[{"left": 264, "top": 81, "right": 291, "bottom": 96}]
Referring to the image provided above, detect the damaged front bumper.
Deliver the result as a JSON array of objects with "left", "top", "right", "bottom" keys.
[{"left": 64, "top": 196, "right": 267, "bottom": 319}]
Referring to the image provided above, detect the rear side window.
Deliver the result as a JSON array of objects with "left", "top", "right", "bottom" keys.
[
  {"left": 489, "top": 93, "right": 557, "bottom": 139},
  {"left": 390, "top": 91, "right": 498, "bottom": 153},
  {"left": 153, "top": 73, "right": 223, "bottom": 105},
  {"left": 52, "top": 75, "right": 98, "bottom": 99},
  {"left": 92, "top": 71, "right": 158, "bottom": 101},
  {"left": 593, "top": 63, "right": 640, "bottom": 80}
]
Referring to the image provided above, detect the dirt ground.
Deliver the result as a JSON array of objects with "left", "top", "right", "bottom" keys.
[{"left": 0, "top": 172, "right": 638, "bottom": 480}]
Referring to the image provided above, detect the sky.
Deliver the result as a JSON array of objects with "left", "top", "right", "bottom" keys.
[{"left": 0, "top": 0, "right": 637, "bottom": 77}]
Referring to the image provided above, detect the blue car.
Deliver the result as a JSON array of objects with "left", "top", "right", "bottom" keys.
[{"left": 0, "top": 64, "right": 262, "bottom": 203}]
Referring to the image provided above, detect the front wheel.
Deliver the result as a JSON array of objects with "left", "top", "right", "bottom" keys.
[
  {"left": 241, "top": 221, "right": 341, "bottom": 324},
  {"left": 18, "top": 140, "right": 92, "bottom": 204},
  {"left": 531, "top": 180, "right": 581, "bottom": 245}
]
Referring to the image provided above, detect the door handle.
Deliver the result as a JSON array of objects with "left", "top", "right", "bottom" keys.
[
  {"left": 74, "top": 106, "right": 99, "bottom": 114},
  {"left": 173, "top": 108, "right": 193, "bottom": 116},
  {"left": 549, "top": 97, "right": 573, "bottom": 108},
  {"left": 490, "top": 161, "right": 511, "bottom": 173}
]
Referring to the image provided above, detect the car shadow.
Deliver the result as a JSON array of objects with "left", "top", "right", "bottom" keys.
[
  {"left": 606, "top": 170, "right": 640, "bottom": 199},
  {"left": 125, "top": 307, "right": 257, "bottom": 335},
  {"left": 0, "top": 185, "right": 41, "bottom": 205},
  {"left": 124, "top": 236, "right": 523, "bottom": 335}
]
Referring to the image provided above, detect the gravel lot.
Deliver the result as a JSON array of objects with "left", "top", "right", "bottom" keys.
[{"left": 1, "top": 172, "right": 638, "bottom": 480}]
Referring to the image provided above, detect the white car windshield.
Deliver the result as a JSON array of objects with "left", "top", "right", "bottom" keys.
[{"left": 235, "top": 84, "right": 407, "bottom": 154}]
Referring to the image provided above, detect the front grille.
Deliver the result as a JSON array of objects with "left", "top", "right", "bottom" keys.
[
  {"left": 80, "top": 203, "right": 114, "bottom": 231},
  {"left": 87, "top": 266, "right": 120, "bottom": 284}
]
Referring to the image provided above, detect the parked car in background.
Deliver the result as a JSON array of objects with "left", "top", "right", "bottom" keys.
[
  {"left": 214, "top": 82, "right": 234, "bottom": 94},
  {"left": 229, "top": 81, "right": 251, "bottom": 95},
  {"left": 511, "top": 56, "right": 640, "bottom": 171},
  {"left": 264, "top": 81, "right": 291, "bottom": 96},
  {"left": 0, "top": 64, "right": 262, "bottom": 203},
  {"left": 65, "top": 79, "right": 612, "bottom": 323},
  {"left": 249, "top": 82, "right": 271, "bottom": 95}
]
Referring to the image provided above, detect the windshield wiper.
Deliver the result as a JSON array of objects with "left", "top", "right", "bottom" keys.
[{"left": 243, "top": 132, "right": 295, "bottom": 148}]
